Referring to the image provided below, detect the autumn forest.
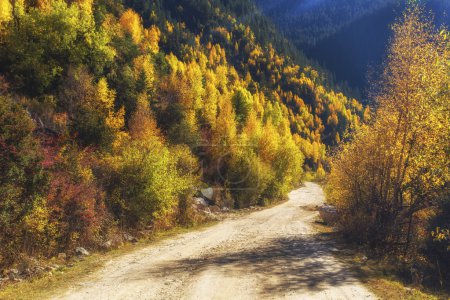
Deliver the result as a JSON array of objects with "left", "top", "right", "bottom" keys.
[{"left": 0, "top": 0, "right": 448, "bottom": 297}]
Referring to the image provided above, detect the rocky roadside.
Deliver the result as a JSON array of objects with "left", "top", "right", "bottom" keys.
[
  {"left": 0, "top": 249, "right": 87, "bottom": 287},
  {"left": 0, "top": 186, "right": 263, "bottom": 290}
]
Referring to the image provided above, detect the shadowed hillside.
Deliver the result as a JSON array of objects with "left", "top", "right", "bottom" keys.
[{"left": 255, "top": 0, "right": 450, "bottom": 91}]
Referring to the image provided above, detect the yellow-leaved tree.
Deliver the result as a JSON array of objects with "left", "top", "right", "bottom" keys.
[
  {"left": 0, "top": 0, "right": 12, "bottom": 26},
  {"left": 119, "top": 9, "right": 143, "bottom": 44},
  {"left": 328, "top": 4, "right": 450, "bottom": 258},
  {"left": 101, "top": 98, "right": 198, "bottom": 227}
]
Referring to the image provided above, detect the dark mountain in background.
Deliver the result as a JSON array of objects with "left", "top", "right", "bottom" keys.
[
  {"left": 306, "top": 2, "right": 400, "bottom": 92},
  {"left": 254, "top": 0, "right": 398, "bottom": 46},
  {"left": 255, "top": 0, "right": 450, "bottom": 95}
]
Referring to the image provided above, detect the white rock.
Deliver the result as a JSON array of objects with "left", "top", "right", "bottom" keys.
[
  {"left": 102, "top": 240, "right": 113, "bottom": 249},
  {"left": 123, "top": 233, "right": 138, "bottom": 243},
  {"left": 318, "top": 204, "right": 338, "bottom": 225},
  {"left": 75, "top": 247, "right": 90, "bottom": 256},
  {"left": 45, "top": 264, "right": 60, "bottom": 272},
  {"left": 193, "top": 197, "right": 208, "bottom": 206},
  {"left": 200, "top": 187, "right": 214, "bottom": 200}
]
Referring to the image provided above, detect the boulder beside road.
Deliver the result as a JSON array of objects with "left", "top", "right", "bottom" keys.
[{"left": 318, "top": 204, "right": 338, "bottom": 225}]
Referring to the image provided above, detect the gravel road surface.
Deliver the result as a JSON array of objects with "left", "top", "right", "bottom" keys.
[{"left": 54, "top": 182, "right": 376, "bottom": 300}]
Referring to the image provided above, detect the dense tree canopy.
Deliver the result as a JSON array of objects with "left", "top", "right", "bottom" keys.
[{"left": 0, "top": 0, "right": 365, "bottom": 267}]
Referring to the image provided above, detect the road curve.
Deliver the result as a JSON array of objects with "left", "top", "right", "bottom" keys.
[{"left": 54, "top": 182, "right": 376, "bottom": 300}]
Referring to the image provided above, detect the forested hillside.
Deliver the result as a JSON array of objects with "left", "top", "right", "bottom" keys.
[
  {"left": 0, "top": 0, "right": 366, "bottom": 267},
  {"left": 255, "top": 0, "right": 397, "bottom": 47},
  {"left": 255, "top": 0, "right": 450, "bottom": 90}
]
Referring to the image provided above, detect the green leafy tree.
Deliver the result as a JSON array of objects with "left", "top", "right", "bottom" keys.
[
  {"left": 0, "top": 0, "right": 114, "bottom": 95},
  {"left": 232, "top": 87, "right": 253, "bottom": 125}
]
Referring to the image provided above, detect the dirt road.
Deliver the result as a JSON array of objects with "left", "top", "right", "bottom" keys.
[{"left": 54, "top": 183, "right": 376, "bottom": 300}]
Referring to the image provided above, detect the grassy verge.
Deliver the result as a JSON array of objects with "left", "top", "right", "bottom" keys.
[
  {"left": 336, "top": 247, "right": 443, "bottom": 300},
  {"left": 313, "top": 220, "right": 448, "bottom": 300},
  {"left": 0, "top": 223, "right": 217, "bottom": 300},
  {"left": 366, "top": 278, "right": 440, "bottom": 300}
]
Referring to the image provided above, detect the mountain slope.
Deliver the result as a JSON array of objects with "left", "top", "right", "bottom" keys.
[
  {"left": 255, "top": 0, "right": 397, "bottom": 47},
  {"left": 255, "top": 0, "right": 450, "bottom": 90},
  {"left": 126, "top": 0, "right": 368, "bottom": 147},
  {"left": 0, "top": 0, "right": 365, "bottom": 267}
]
